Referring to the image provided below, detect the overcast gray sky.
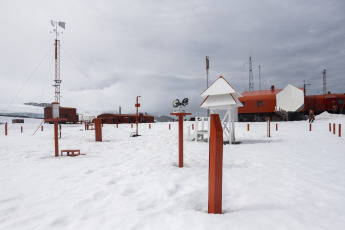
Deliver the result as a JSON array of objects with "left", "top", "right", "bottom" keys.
[{"left": 1, "top": 0, "right": 345, "bottom": 117}]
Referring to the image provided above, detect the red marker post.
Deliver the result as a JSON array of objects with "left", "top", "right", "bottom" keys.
[
  {"left": 333, "top": 123, "right": 336, "bottom": 135},
  {"left": 309, "top": 123, "right": 312, "bottom": 131},
  {"left": 5, "top": 122, "right": 8, "bottom": 136},
  {"left": 267, "top": 117, "right": 270, "bottom": 137},
  {"left": 208, "top": 114, "right": 223, "bottom": 214},
  {"left": 170, "top": 112, "right": 191, "bottom": 168},
  {"left": 339, "top": 124, "right": 341, "bottom": 137},
  {"left": 41, "top": 126, "right": 44, "bottom": 131},
  {"left": 45, "top": 119, "right": 67, "bottom": 157},
  {"left": 135, "top": 96, "right": 141, "bottom": 136},
  {"left": 247, "top": 124, "right": 249, "bottom": 131},
  {"left": 21, "top": 126, "right": 23, "bottom": 133},
  {"left": 94, "top": 118, "right": 102, "bottom": 142},
  {"left": 276, "top": 123, "right": 278, "bottom": 131}
]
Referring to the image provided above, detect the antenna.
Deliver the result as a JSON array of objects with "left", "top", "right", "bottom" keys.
[
  {"left": 249, "top": 56, "right": 254, "bottom": 91},
  {"left": 259, "top": 65, "right": 261, "bottom": 91},
  {"left": 206, "top": 56, "right": 210, "bottom": 117},
  {"left": 322, "top": 69, "right": 326, "bottom": 95},
  {"left": 50, "top": 20, "right": 65, "bottom": 103}
]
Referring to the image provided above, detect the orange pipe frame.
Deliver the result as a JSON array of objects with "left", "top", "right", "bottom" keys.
[
  {"left": 94, "top": 118, "right": 102, "bottom": 142},
  {"left": 208, "top": 114, "right": 223, "bottom": 214}
]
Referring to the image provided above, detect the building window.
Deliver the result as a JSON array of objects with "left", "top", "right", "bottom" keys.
[
  {"left": 242, "top": 102, "right": 245, "bottom": 107},
  {"left": 338, "top": 99, "right": 344, "bottom": 104},
  {"left": 257, "top": 101, "right": 263, "bottom": 107}
]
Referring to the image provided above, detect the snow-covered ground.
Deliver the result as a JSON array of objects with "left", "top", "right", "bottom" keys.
[{"left": 1, "top": 113, "right": 345, "bottom": 230}]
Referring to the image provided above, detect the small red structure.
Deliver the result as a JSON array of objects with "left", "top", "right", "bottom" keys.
[
  {"left": 208, "top": 114, "right": 223, "bottom": 214},
  {"left": 12, "top": 119, "right": 24, "bottom": 124},
  {"left": 44, "top": 106, "right": 78, "bottom": 123},
  {"left": 97, "top": 113, "right": 154, "bottom": 124},
  {"left": 94, "top": 118, "right": 102, "bottom": 142},
  {"left": 170, "top": 112, "right": 191, "bottom": 167}
]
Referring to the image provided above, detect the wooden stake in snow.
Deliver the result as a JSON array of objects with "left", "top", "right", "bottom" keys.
[
  {"left": 208, "top": 114, "right": 223, "bottom": 214},
  {"left": 94, "top": 118, "right": 102, "bottom": 142}
]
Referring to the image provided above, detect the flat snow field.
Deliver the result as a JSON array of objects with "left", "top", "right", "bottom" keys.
[{"left": 1, "top": 113, "right": 345, "bottom": 230}]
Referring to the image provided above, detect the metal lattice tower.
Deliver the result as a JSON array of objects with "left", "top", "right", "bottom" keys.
[
  {"left": 249, "top": 56, "right": 254, "bottom": 91},
  {"left": 50, "top": 20, "right": 65, "bottom": 103},
  {"left": 206, "top": 56, "right": 210, "bottom": 117},
  {"left": 322, "top": 69, "right": 327, "bottom": 94},
  {"left": 53, "top": 40, "right": 61, "bottom": 103},
  {"left": 259, "top": 65, "right": 261, "bottom": 91}
]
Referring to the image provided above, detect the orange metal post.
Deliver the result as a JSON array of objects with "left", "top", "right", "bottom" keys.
[
  {"left": 169, "top": 124, "right": 171, "bottom": 130},
  {"left": 21, "top": 126, "right": 23, "bottom": 133},
  {"left": 339, "top": 124, "right": 341, "bottom": 137},
  {"left": 192, "top": 124, "right": 194, "bottom": 130},
  {"left": 116, "top": 123, "right": 118, "bottom": 128},
  {"left": 178, "top": 115, "right": 183, "bottom": 167},
  {"left": 135, "top": 96, "right": 141, "bottom": 136},
  {"left": 333, "top": 124, "right": 335, "bottom": 134},
  {"left": 149, "top": 124, "right": 151, "bottom": 129},
  {"left": 276, "top": 123, "right": 278, "bottom": 131},
  {"left": 5, "top": 122, "right": 7, "bottom": 136},
  {"left": 309, "top": 123, "right": 312, "bottom": 131},
  {"left": 41, "top": 126, "right": 43, "bottom": 131},
  {"left": 54, "top": 121, "right": 59, "bottom": 157},
  {"left": 208, "top": 114, "right": 223, "bottom": 214},
  {"left": 267, "top": 117, "right": 270, "bottom": 137},
  {"left": 94, "top": 118, "right": 102, "bottom": 142},
  {"left": 329, "top": 123, "right": 331, "bottom": 132},
  {"left": 247, "top": 124, "right": 249, "bottom": 131},
  {"left": 170, "top": 112, "right": 191, "bottom": 168}
]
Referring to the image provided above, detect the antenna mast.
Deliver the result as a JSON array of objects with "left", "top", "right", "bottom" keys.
[
  {"left": 50, "top": 20, "right": 65, "bottom": 103},
  {"left": 249, "top": 56, "right": 254, "bottom": 91},
  {"left": 322, "top": 69, "right": 327, "bottom": 94},
  {"left": 259, "top": 65, "right": 261, "bottom": 91},
  {"left": 206, "top": 56, "right": 210, "bottom": 117}
]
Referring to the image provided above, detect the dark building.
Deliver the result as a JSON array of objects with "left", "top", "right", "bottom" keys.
[
  {"left": 44, "top": 106, "right": 78, "bottom": 123},
  {"left": 97, "top": 113, "right": 154, "bottom": 124}
]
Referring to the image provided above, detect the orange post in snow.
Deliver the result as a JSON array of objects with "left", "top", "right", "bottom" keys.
[
  {"left": 131, "top": 124, "right": 133, "bottom": 128},
  {"left": 309, "top": 123, "right": 312, "bottom": 131},
  {"left": 5, "top": 122, "right": 7, "bottom": 136},
  {"left": 192, "top": 124, "right": 194, "bottom": 130},
  {"left": 276, "top": 123, "right": 278, "bottom": 131},
  {"left": 247, "top": 124, "right": 249, "bottom": 131},
  {"left": 116, "top": 124, "right": 118, "bottom": 128},
  {"left": 169, "top": 124, "right": 171, "bottom": 130},
  {"left": 149, "top": 124, "right": 151, "bottom": 129},
  {"left": 170, "top": 112, "right": 191, "bottom": 168},
  {"left": 267, "top": 117, "right": 270, "bottom": 137},
  {"left": 45, "top": 119, "right": 67, "bottom": 157},
  {"left": 135, "top": 96, "right": 141, "bottom": 136},
  {"left": 333, "top": 123, "right": 336, "bottom": 134},
  {"left": 41, "top": 126, "right": 43, "bottom": 131},
  {"left": 339, "top": 124, "right": 341, "bottom": 137},
  {"left": 21, "top": 126, "right": 23, "bottom": 133},
  {"left": 208, "top": 114, "right": 223, "bottom": 214},
  {"left": 94, "top": 118, "right": 102, "bottom": 142},
  {"left": 329, "top": 123, "right": 331, "bottom": 132}
]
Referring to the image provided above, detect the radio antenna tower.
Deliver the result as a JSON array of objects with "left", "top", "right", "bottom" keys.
[
  {"left": 249, "top": 56, "right": 254, "bottom": 91},
  {"left": 259, "top": 65, "right": 261, "bottom": 91},
  {"left": 50, "top": 20, "right": 65, "bottom": 103},
  {"left": 206, "top": 56, "right": 210, "bottom": 117},
  {"left": 322, "top": 69, "right": 327, "bottom": 94}
]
